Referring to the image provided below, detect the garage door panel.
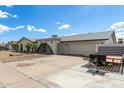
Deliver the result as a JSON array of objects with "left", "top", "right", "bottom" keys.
[{"left": 69, "top": 43, "right": 96, "bottom": 55}]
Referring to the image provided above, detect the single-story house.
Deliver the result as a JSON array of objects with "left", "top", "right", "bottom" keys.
[
  {"left": 17, "top": 37, "right": 37, "bottom": 52},
  {"left": 17, "top": 31, "right": 116, "bottom": 55}
]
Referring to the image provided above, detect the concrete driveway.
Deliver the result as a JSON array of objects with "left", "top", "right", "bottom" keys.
[{"left": 0, "top": 55, "right": 124, "bottom": 88}]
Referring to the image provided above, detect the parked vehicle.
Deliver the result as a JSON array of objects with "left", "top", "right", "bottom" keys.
[
  {"left": 83, "top": 45, "right": 124, "bottom": 75},
  {"left": 0, "top": 46, "right": 9, "bottom": 50}
]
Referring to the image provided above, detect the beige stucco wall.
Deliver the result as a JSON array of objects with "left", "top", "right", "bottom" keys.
[
  {"left": 60, "top": 35, "right": 116, "bottom": 56},
  {"left": 104, "top": 36, "right": 114, "bottom": 44},
  {"left": 104, "top": 32, "right": 117, "bottom": 44},
  {"left": 60, "top": 40, "right": 106, "bottom": 56},
  {"left": 41, "top": 40, "right": 60, "bottom": 54},
  {"left": 18, "top": 39, "right": 33, "bottom": 51}
]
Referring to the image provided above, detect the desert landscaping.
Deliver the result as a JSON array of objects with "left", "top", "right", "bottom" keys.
[{"left": 0, "top": 51, "right": 48, "bottom": 63}]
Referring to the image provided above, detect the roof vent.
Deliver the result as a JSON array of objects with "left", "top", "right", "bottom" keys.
[{"left": 51, "top": 35, "right": 58, "bottom": 37}]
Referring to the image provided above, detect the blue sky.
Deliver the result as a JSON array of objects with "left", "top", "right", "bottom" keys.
[{"left": 0, "top": 5, "right": 124, "bottom": 42}]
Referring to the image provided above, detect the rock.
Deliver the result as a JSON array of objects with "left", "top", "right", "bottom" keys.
[{"left": 9, "top": 54, "right": 14, "bottom": 56}]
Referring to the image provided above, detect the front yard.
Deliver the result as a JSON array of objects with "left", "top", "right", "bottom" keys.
[
  {"left": 0, "top": 51, "right": 124, "bottom": 88},
  {"left": 0, "top": 51, "right": 48, "bottom": 63}
]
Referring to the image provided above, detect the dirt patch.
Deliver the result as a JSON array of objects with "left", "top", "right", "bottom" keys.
[
  {"left": 0, "top": 50, "right": 51, "bottom": 63},
  {"left": 16, "top": 63, "right": 35, "bottom": 67}
]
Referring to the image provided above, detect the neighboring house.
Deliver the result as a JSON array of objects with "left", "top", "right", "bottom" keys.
[
  {"left": 17, "top": 37, "right": 37, "bottom": 52},
  {"left": 17, "top": 31, "right": 116, "bottom": 55},
  {"left": 0, "top": 42, "right": 8, "bottom": 47}
]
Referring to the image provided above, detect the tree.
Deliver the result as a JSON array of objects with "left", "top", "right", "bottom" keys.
[
  {"left": 35, "top": 42, "right": 42, "bottom": 53},
  {"left": 25, "top": 43, "right": 32, "bottom": 53},
  {"left": 10, "top": 43, "right": 19, "bottom": 51},
  {"left": 31, "top": 43, "right": 38, "bottom": 53}
]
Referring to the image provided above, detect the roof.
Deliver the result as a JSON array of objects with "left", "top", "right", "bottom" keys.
[
  {"left": 59, "top": 31, "right": 114, "bottom": 42},
  {"left": 27, "top": 37, "right": 37, "bottom": 42},
  {"left": 36, "top": 37, "right": 61, "bottom": 42},
  {"left": 17, "top": 31, "right": 115, "bottom": 43},
  {"left": 17, "top": 37, "right": 37, "bottom": 43}
]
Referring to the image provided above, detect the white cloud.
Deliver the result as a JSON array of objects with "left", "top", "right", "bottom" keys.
[
  {"left": 108, "top": 22, "right": 124, "bottom": 39},
  {"left": 110, "top": 22, "right": 124, "bottom": 31},
  {"left": 115, "top": 31, "right": 124, "bottom": 39},
  {"left": 0, "top": 10, "right": 17, "bottom": 19},
  {"left": 12, "top": 26, "right": 25, "bottom": 31},
  {"left": 0, "top": 10, "right": 11, "bottom": 19},
  {"left": 58, "top": 24, "right": 71, "bottom": 30},
  {"left": 0, "top": 24, "right": 25, "bottom": 34},
  {"left": 27, "top": 25, "right": 46, "bottom": 32},
  {"left": 27, "top": 25, "right": 35, "bottom": 31},
  {"left": 34, "top": 28, "right": 46, "bottom": 32},
  {"left": 0, "top": 24, "right": 11, "bottom": 34},
  {"left": 0, "top": 24, "right": 46, "bottom": 34},
  {"left": 13, "top": 14, "right": 18, "bottom": 18}
]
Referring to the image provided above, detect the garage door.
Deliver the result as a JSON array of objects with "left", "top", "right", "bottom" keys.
[{"left": 68, "top": 42, "right": 96, "bottom": 56}]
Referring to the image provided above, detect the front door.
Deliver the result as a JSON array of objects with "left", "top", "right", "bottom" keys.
[
  {"left": 20, "top": 44, "right": 23, "bottom": 52},
  {"left": 37, "top": 43, "right": 53, "bottom": 54},
  {"left": 42, "top": 44, "right": 46, "bottom": 53}
]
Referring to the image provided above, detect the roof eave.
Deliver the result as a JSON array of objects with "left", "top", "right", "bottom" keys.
[
  {"left": 17, "top": 37, "right": 36, "bottom": 44},
  {"left": 61, "top": 38, "right": 109, "bottom": 42}
]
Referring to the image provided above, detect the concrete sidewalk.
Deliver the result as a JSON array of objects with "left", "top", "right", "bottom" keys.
[{"left": 0, "top": 62, "right": 45, "bottom": 88}]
